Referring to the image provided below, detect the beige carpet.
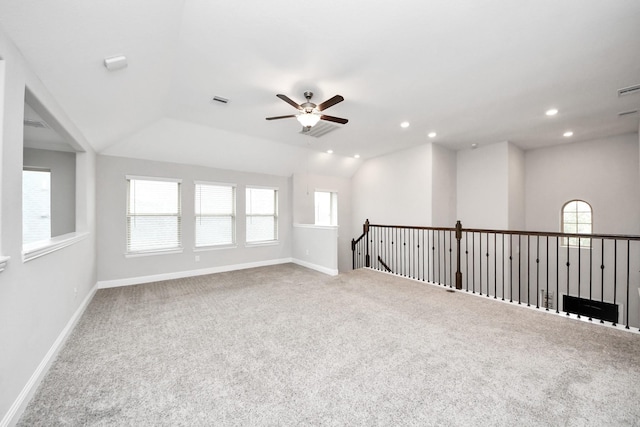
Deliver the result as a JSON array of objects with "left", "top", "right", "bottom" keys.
[{"left": 18, "top": 264, "right": 640, "bottom": 426}]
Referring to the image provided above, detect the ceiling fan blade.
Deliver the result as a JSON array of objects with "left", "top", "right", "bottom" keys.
[
  {"left": 276, "top": 94, "right": 302, "bottom": 110},
  {"left": 320, "top": 114, "right": 348, "bottom": 124},
  {"left": 265, "top": 115, "right": 297, "bottom": 120},
  {"left": 317, "top": 95, "right": 344, "bottom": 111}
]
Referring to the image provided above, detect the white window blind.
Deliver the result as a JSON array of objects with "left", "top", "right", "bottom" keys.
[
  {"left": 315, "top": 191, "right": 338, "bottom": 226},
  {"left": 127, "top": 177, "right": 181, "bottom": 253},
  {"left": 23, "top": 169, "right": 51, "bottom": 244},
  {"left": 246, "top": 187, "right": 278, "bottom": 243},
  {"left": 195, "top": 182, "right": 236, "bottom": 247}
]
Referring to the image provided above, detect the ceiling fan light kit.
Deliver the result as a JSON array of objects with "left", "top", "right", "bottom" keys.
[
  {"left": 266, "top": 91, "right": 348, "bottom": 130},
  {"left": 297, "top": 113, "right": 321, "bottom": 128}
]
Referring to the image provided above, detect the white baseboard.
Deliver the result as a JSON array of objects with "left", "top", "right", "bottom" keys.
[
  {"left": 97, "top": 258, "right": 295, "bottom": 289},
  {"left": 292, "top": 258, "right": 339, "bottom": 276},
  {"left": 1, "top": 285, "right": 97, "bottom": 427}
]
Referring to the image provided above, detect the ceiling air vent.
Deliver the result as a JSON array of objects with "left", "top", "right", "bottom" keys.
[
  {"left": 618, "top": 109, "right": 638, "bottom": 117},
  {"left": 299, "top": 121, "right": 339, "bottom": 138},
  {"left": 617, "top": 84, "right": 640, "bottom": 97},
  {"left": 23, "top": 119, "right": 48, "bottom": 128}
]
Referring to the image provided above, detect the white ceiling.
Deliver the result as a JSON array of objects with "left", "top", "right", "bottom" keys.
[{"left": 2, "top": 0, "right": 639, "bottom": 176}]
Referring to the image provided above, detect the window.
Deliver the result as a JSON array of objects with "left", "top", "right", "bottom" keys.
[
  {"left": 22, "top": 168, "right": 51, "bottom": 244},
  {"left": 315, "top": 191, "right": 338, "bottom": 226},
  {"left": 561, "top": 200, "right": 592, "bottom": 247},
  {"left": 246, "top": 187, "right": 278, "bottom": 243},
  {"left": 126, "top": 176, "right": 182, "bottom": 254},
  {"left": 195, "top": 182, "right": 236, "bottom": 247}
]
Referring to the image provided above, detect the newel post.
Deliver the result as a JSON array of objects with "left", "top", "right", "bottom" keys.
[
  {"left": 455, "top": 220, "right": 463, "bottom": 289},
  {"left": 364, "top": 219, "right": 370, "bottom": 268}
]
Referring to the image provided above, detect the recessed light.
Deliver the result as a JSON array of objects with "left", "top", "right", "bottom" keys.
[
  {"left": 545, "top": 108, "right": 558, "bottom": 116},
  {"left": 400, "top": 121, "right": 410, "bottom": 128},
  {"left": 563, "top": 131, "right": 573, "bottom": 137},
  {"left": 354, "top": 154, "right": 360, "bottom": 159},
  {"left": 471, "top": 143, "right": 478, "bottom": 149},
  {"left": 327, "top": 149, "right": 333, "bottom": 154},
  {"left": 428, "top": 132, "right": 437, "bottom": 138}
]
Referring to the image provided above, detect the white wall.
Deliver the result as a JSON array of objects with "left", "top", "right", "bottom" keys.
[
  {"left": 525, "top": 133, "right": 640, "bottom": 235},
  {"left": 291, "top": 225, "right": 338, "bottom": 275},
  {"left": 457, "top": 141, "right": 510, "bottom": 229},
  {"left": 292, "top": 173, "right": 351, "bottom": 272},
  {"left": 352, "top": 143, "right": 432, "bottom": 230},
  {"left": 507, "top": 143, "right": 525, "bottom": 230},
  {"left": 96, "top": 155, "right": 293, "bottom": 284},
  {"left": 0, "top": 27, "right": 97, "bottom": 425},
  {"left": 431, "top": 143, "right": 457, "bottom": 227}
]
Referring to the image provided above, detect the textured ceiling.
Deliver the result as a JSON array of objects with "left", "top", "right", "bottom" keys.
[{"left": 2, "top": 0, "right": 639, "bottom": 176}]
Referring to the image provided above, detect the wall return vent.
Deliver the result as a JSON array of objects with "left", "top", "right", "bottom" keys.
[
  {"left": 299, "top": 121, "right": 339, "bottom": 138},
  {"left": 617, "top": 84, "right": 640, "bottom": 97}
]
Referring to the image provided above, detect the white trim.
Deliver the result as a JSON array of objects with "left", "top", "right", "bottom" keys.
[
  {"left": 194, "top": 244, "right": 238, "bottom": 252},
  {"left": 0, "top": 255, "right": 10, "bottom": 272},
  {"left": 292, "top": 258, "right": 339, "bottom": 276},
  {"left": 124, "top": 248, "right": 184, "bottom": 258},
  {"left": 293, "top": 223, "right": 339, "bottom": 230},
  {"left": 22, "top": 231, "right": 89, "bottom": 263},
  {"left": 245, "top": 240, "right": 280, "bottom": 247},
  {"left": 194, "top": 180, "right": 237, "bottom": 187},
  {"left": 0, "top": 284, "right": 97, "bottom": 427},
  {"left": 246, "top": 184, "right": 279, "bottom": 191},
  {"left": 125, "top": 175, "right": 182, "bottom": 183},
  {"left": 97, "top": 258, "right": 294, "bottom": 289}
]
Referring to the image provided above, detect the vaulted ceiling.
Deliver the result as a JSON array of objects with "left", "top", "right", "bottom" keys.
[{"left": 2, "top": 1, "right": 640, "bottom": 177}]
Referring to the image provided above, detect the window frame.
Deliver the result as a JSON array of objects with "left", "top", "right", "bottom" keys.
[
  {"left": 561, "top": 199, "right": 593, "bottom": 248},
  {"left": 125, "top": 175, "right": 183, "bottom": 256},
  {"left": 194, "top": 181, "right": 237, "bottom": 249},
  {"left": 245, "top": 186, "right": 279, "bottom": 245}
]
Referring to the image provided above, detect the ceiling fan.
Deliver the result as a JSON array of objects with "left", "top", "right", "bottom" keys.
[{"left": 266, "top": 91, "right": 348, "bottom": 131}]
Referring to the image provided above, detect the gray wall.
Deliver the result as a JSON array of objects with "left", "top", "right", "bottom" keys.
[
  {"left": 431, "top": 143, "right": 457, "bottom": 227},
  {"left": 292, "top": 172, "right": 352, "bottom": 272},
  {"left": 96, "top": 155, "right": 293, "bottom": 283},
  {"left": 525, "top": 133, "right": 640, "bottom": 234},
  {"left": 23, "top": 147, "right": 76, "bottom": 237},
  {"left": 0, "top": 27, "right": 97, "bottom": 424},
  {"left": 457, "top": 141, "right": 511, "bottom": 229},
  {"left": 352, "top": 143, "right": 433, "bottom": 230}
]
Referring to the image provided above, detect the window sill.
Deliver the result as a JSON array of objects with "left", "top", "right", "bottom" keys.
[
  {"left": 23, "top": 231, "right": 90, "bottom": 263},
  {"left": 293, "top": 223, "right": 339, "bottom": 229},
  {"left": 245, "top": 241, "right": 280, "bottom": 248},
  {"left": 194, "top": 244, "right": 237, "bottom": 252},
  {"left": 125, "top": 248, "right": 184, "bottom": 258}
]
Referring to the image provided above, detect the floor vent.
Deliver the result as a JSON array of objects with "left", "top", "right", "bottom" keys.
[
  {"left": 617, "top": 84, "right": 640, "bottom": 97},
  {"left": 563, "top": 295, "right": 618, "bottom": 323},
  {"left": 299, "top": 121, "right": 339, "bottom": 138}
]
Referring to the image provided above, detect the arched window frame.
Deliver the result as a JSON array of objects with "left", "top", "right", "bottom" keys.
[{"left": 561, "top": 199, "right": 592, "bottom": 248}]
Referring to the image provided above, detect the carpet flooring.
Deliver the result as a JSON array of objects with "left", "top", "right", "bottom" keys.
[{"left": 18, "top": 264, "right": 640, "bottom": 426}]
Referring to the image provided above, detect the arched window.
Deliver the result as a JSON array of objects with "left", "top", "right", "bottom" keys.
[{"left": 561, "top": 200, "right": 592, "bottom": 247}]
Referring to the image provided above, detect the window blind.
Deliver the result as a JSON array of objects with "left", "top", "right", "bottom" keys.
[
  {"left": 246, "top": 187, "right": 278, "bottom": 243},
  {"left": 195, "top": 182, "right": 236, "bottom": 247},
  {"left": 127, "top": 178, "right": 181, "bottom": 253}
]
